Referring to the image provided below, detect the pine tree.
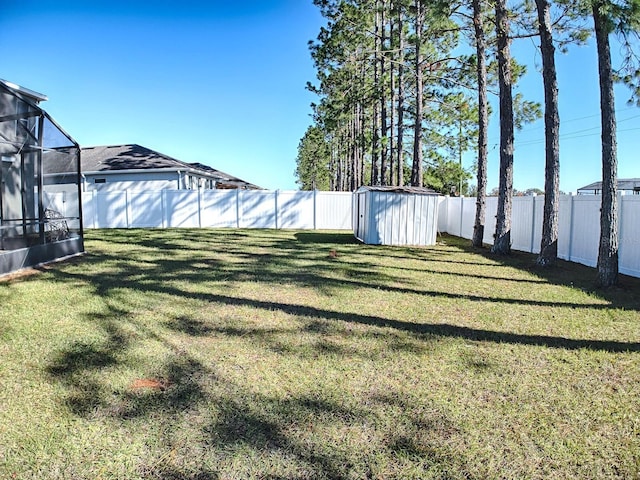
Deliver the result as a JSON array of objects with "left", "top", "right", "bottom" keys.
[
  {"left": 295, "top": 126, "right": 331, "bottom": 190},
  {"left": 491, "top": 0, "right": 515, "bottom": 255},
  {"left": 535, "top": 0, "right": 561, "bottom": 266},
  {"left": 471, "top": 0, "right": 489, "bottom": 248}
]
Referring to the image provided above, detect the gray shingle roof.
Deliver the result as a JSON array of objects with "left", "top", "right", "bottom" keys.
[
  {"left": 577, "top": 178, "right": 640, "bottom": 193},
  {"left": 81, "top": 144, "right": 196, "bottom": 172},
  {"left": 80, "top": 144, "right": 262, "bottom": 189},
  {"left": 188, "top": 162, "right": 262, "bottom": 190}
]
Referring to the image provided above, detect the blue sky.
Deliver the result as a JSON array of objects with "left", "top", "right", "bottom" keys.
[{"left": 0, "top": 1, "right": 638, "bottom": 193}]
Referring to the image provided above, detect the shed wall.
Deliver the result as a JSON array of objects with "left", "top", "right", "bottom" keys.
[{"left": 355, "top": 190, "right": 439, "bottom": 246}]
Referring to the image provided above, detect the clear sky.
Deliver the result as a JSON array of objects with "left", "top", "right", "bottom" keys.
[{"left": 1, "top": 1, "right": 638, "bottom": 193}]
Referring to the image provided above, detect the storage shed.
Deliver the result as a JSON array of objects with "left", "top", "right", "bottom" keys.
[{"left": 353, "top": 186, "right": 440, "bottom": 246}]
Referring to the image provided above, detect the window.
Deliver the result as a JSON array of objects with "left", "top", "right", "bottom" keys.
[{"left": 94, "top": 178, "right": 106, "bottom": 184}]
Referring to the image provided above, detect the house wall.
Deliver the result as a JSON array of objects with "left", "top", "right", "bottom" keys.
[{"left": 82, "top": 171, "right": 215, "bottom": 192}]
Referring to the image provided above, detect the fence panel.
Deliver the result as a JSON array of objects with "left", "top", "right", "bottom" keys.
[
  {"left": 82, "top": 189, "right": 354, "bottom": 231},
  {"left": 278, "top": 191, "right": 315, "bottom": 229},
  {"left": 482, "top": 197, "right": 499, "bottom": 245},
  {"left": 316, "top": 191, "right": 353, "bottom": 230},
  {"left": 511, "top": 197, "right": 536, "bottom": 252},
  {"left": 97, "top": 192, "right": 128, "bottom": 228},
  {"left": 239, "top": 191, "right": 277, "bottom": 228},
  {"left": 619, "top": 196, "right": 640, "bottom": 277},
  {"left": 564, "top": 196, "right": 600, "bottom": 267},
  {"left": 129, "top": 192, "right": 164, "bottom": 228},
  {"left": 444, "top": 197, "right": 462, "bottom": 236},
  {"left": 461, "top": 197, "right": 476, "bottom": 240},
  {"left": 165, "top": 191, "right": 199, "bottom": 228},
  {"left": 438, "top": 194, "right": 639, "bottom": 278},
  {"left": 201, "top": 190, "right": 239, "bottom": 228},
  {"left": 531, "top": 196, "right": 545, "bottom": 254}
]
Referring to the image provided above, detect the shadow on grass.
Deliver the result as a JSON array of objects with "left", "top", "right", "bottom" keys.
[
  {"left": 201, "top": 390, "right": 462, "bottom": 479},
  {"left": 51, "top": 230, "right": 640, "bottom": 354},
  {"left": 172, "top": 291, "right": 640, "bottom": 353},
  {"left": 33, "top": 228, "right": 640, "bottom": 477}
]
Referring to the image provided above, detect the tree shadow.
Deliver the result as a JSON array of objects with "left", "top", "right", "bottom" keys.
[
  {"left": 25, "top": 228, "right": 640, "bottom": 477},
  {"left": 456, "top": 235, "right": 640, "bottom": 311}
]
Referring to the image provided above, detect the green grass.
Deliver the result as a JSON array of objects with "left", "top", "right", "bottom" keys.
[{"left": 1, "top": 228, "right": 639, "bottom": 479}]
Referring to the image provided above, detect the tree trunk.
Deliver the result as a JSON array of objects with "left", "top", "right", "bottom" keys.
[
  {"left": 372, "top": 2, "right": 381, "bottom": 185},
  {"left": 593, "top": 0, "right": 619, "bottom": 287},
  {"left": 411, "top": 0, "right": 424, "bottom": 187},
  {"left": 380, "top": 3, "right": 389, "bottom": 186},
  {"left": 536, "top": 0, "right": 561, "bottom": 266},
  {"left": 389, "top": 12, "right": 396, "bottom": 186},
  {"left": 350, "top": 110, "right": 358, "bottom": 191},
  {"left": 396, "top": 6, "right": 405, "bottom": 187},
  {"left": 491, "top": 0, "right": 514, "bottom": 255},
  {"left": 471, "top": 0, "right": 488, "bottom": 248},
  {"left": 359, "top": 100, "right": 367, "bottom": 187}
]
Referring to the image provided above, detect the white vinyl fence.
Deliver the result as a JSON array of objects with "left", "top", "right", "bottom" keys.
[
  {"left": 65, "top": 188, "right": 640, "bottom": 278},
  {"left": 81, "top": 189, "right": 353, "bottom": 231},
  {"left": 439, "top": 194, "right": 640, "bottom": 278}
]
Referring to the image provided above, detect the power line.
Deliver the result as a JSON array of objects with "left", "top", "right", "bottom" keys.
[
  {"left": 488, "top": 107, "right": 639, "bottom": 143},
  {"left": 514, "top": 126, "right": 640, "bottom": 148}
]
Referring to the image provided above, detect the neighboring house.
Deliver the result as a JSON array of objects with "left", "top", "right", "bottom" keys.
[
  {"left": 577, "top": 178, "right": 640, "bottom": 195},
  {"left": 79, "top": 144, "right": 262, "bottom": 192},
  {"left": 188, "top": 162, "right": 262, "bottom": 190},
  {"left": 0, "top": 79, "right": 83, "bottom": 275}
]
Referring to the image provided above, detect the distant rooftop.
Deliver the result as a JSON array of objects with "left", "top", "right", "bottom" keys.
[
  {"left": 577, "top": 178, "right": 640, "bottom": 195},
  {"left": 81, "top": 144, "right": 197, "bottom": 172},
  {"left": 80, "top": 144, "right": 262, "bottom": 189},
  {"left": 188, "top": 162, "right": 262, "bottom": 190}
]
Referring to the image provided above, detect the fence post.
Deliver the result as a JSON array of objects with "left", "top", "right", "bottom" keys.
[
  {"left": 459, "top": 196, "right": 464, "bottom": 238},
  {"left": 275, "top": 190, "right": 279, "bottom": 229},
  {"left": 125, "top": 190, "right": 130, "bottom": 228},
  {"left": 567, "top": 193, "right": 574, "bottom": 262},
  {"left": 313, "top": 189, "right": 317, "bottom": 230},
  {"left": 530, "top": 194, "right": 537, "bottom": 253},
  {"left": 161, "top": 190, "right": 166, "bottom": 229},
  {"left": 618, "top": 192, "right": 624, "bottom": 263},
  {"left": 236, "top": 189, "right": 241, "bottom": 228},
  {"left": 197, "top": 188, "right": 202, "bottom": 228}
]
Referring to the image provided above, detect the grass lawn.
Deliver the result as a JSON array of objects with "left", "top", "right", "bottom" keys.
[{"left": 1, "top": 228, "right": 639, "bottom": 479}]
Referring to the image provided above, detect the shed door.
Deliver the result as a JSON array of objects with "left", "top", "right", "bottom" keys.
[{"left": 356, "top": 192, "right": 366, "bottom": 241}]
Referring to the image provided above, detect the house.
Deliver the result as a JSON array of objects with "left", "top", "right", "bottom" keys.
[
  {"left": 78, "top": 144, "right": 262, "bottom": 192},
  {"left": 577, "top": 178, "right": 640, "bottom": 195},
  {"left": 0, "top": 79, "right": 83, "bottom": 275},
  {"left": 188, "top": 162, "right": 262, "bottom": 190}
]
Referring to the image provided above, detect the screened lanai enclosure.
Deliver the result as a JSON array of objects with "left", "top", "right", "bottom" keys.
[{"left": 0, "top": 80, "right": 83, "bottom": 275}]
